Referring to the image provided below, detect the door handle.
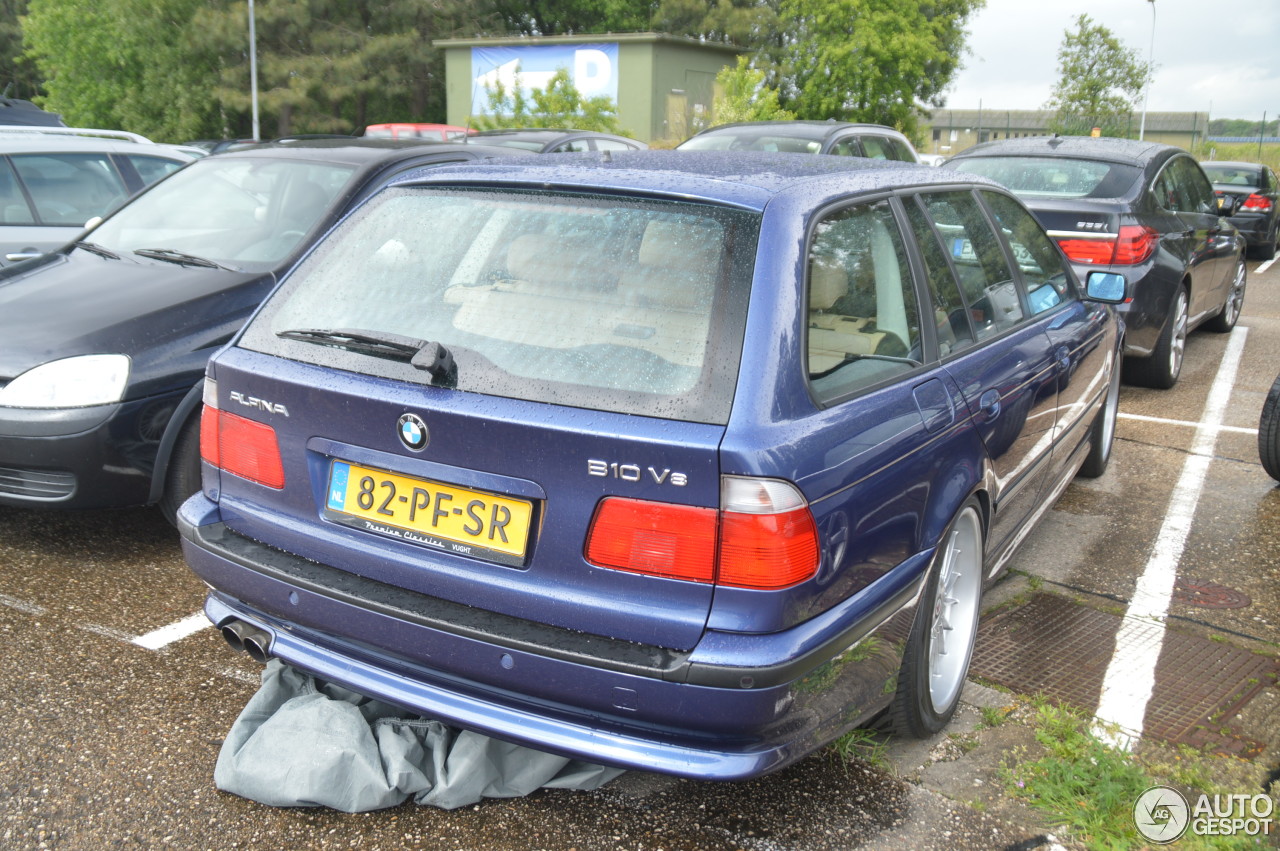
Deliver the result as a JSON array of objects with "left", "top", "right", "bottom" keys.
[{"left": 978, "top": 388, "right": 1001, "bottom": 420}]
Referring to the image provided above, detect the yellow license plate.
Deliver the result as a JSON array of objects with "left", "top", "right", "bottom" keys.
[{"left": 325, "top": 461, "right": 533, "bottom": 565}]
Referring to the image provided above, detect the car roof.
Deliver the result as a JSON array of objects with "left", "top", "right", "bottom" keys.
[
  {"left": 390, "top": 149, "right": 987, "bottom": 212},
  {"left": 0, "top": 128, "right": 197, "bottom": 157},
  {"left": 212, "top": 137, "right": 528, "bottom": 167},
  {"left": 690, "top": 120, "right": 911, "bottom": 142},
  {"left": 948, "top": 135, "right": 1178, "bottom": 167}
]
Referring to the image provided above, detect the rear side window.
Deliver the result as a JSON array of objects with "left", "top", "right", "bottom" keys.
[
  {"left": 127, "top": 155, "right": 185, "bottom": 186},
  {"left": 10, "top": 153, "right": 127, "bottom": 225},
  {"left": 860, "top": 136, "right": 914, "bottom": 163},
  {"left": 981, "top": 191, "right": 1077, "bottom": 315},
  {"left": 0, "top": 158, "right": 34, "bottom": 225},
  {"left": 242, "top": 188, "right": 757, "bottom": 425},
  {"left": 903, "top": 198, "right": 976, "bottom": 357},
  {"left": 918, "top": 191, "right": 1024, "bottom": 340},
  {"left": 806, "top": 198, "right": 922, "bottom": 403}
]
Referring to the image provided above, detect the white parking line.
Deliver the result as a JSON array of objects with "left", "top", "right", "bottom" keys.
[
  {"left": 1118, "top": 412, "right": 1258, "bottom": 437},
  {"left": 131, "top": 612, "right": 211, "bottom": 650},
  {"left": 0, "top": 592, "right": 46, "bottom": 616},
  {"left": 1256, "top": 257, "right": 1277, "bottom": 274},
  {"left": 1093, "top": 328, "right": 1249, "bottom": 748}
]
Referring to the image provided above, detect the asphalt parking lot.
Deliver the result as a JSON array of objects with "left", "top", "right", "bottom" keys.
[{"left": 0, "top": 260, "right": 1277, "bottom": 850}]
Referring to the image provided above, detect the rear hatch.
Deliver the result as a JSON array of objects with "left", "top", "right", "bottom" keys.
[{"left": 210, "top": 182, "right": 759, "bottom": 651}]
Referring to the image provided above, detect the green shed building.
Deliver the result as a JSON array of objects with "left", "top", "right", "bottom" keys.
[{"left": 433, "top": 33, "right": 742, "bottom": 144}]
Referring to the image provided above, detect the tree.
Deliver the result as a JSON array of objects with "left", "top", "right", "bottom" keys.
[
  {"left": 1045, "top": 14, "right": 1150, "bottom": 138},
  {"left": 476, "top": 66, "right": 626, "bottom": 133},
  {"left": 710, "top": 55, "right": 793, "bottom": 125},
  {"left": 0, "top": 0, "right": 42, "bottom": 100},
  {"left": 652, "top": 0, "right": 781, "bottom": 46},
  {"left": 483, "top": 0, "right": 655, "bottom": 35},
  {"left": 773, "top": 0, "right": 984, "bottom": 139}
]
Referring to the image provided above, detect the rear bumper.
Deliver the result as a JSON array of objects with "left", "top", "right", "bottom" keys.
[{"left": 179, "top": 497, "right": 927, "bottom": 780}]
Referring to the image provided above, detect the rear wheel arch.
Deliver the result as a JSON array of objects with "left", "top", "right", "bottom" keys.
[{"left": 148, "top": 382, "right": 205, "bottom": 506}]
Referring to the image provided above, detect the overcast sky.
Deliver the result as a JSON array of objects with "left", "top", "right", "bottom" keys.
[{"left": 943, "top": 0, "right": 1280, "bottom": 120}]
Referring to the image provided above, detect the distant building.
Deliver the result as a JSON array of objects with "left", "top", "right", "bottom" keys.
[
  {"left": 432, "top": 33, "right": 741, "bottom": 143},
  {"left": 924, "top": 109, "right": 1210, "bottom": 157}
]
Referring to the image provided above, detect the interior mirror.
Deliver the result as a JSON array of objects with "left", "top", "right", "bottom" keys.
[{"left": 1085, "top": 271, "right": 1127, "bottom": 303}]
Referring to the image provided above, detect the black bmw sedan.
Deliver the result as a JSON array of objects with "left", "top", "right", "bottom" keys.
[
  {"left": 944, "top": 136, "right": 1247, "bottom": 388},
  {"left": 0, "top": 139, "right": 525, "bottom": 521}
]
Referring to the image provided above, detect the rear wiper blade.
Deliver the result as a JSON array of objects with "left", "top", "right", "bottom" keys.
[
  {"left": 276, "top": 328, "right": 455, "bottom": 383},
  {"left": 133, "top": 247, "right": 231, "bottom": 271},
  {"left": 75, "top": 241, "right": 121, "bottom": 260}
]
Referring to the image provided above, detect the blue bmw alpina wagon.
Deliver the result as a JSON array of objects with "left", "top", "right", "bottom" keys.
[{"left": 179, "top": 151, "right": 1125, "bottom": 779}]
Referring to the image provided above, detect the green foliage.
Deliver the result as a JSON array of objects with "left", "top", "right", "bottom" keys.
[
  {"left": 710, "top": 55, "right": 793, "bottom": 125},
  {"left": 1209, "top": 118, "right": 1279, "bottom": 138},
  {"left": 1197, "top": 142, "right": 1280, "bottom": 172},
  {"left": 475, "top": 66, "right": 625, "bottom": 133},
  {"left": 652, "top": 0, "right": 782, "bottom": 46},
  {"left": 22, "top": 0, "right": 466, "bottom": 141},
  {"left": 484, "top": 0, "right": 655, "bottom": 36},
  {"left": 1045, "top": 14, "right": 1150, "bottom": 139},
  {"left": 0, "top": 0, "right": 41, "bottom": 100},
  {"left": 830, "top": 727, "right": 890, "bottom": 770},
  {"left": 1004, "top": 700, "right": 1256, "bottom": 850},
  {"left": 773, "top": 0, "right": 984, "bottom": 140}
]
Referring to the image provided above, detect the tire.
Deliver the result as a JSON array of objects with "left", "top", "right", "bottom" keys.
[
  {"left": 888, "top": 499, "right": 985, "bottom": 737},
  {"left": 159, "top": 415, "right": 202, "bottom": 525},
  {"left": 1255, "top": 225, "right": 1277, "bottom": 261},
  {"left": 1260, "top": 372, "right": 1280, "bottom": 483},
  {"left": 1123, "top": 286, "right": 1187, "bottom": 389},
  {"left": 1078, "top": 354, "right": 1121, "bottom": 478},
  {"left": 1204, "top": 257, "right": 1246, "bottom": 333}
]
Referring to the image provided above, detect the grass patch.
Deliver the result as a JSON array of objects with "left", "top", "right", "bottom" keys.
[
  {"left": 831, "top": 728, "right": 891, "bottom": 771},
  {"left": 1002, "top": 699, "right": 1257, "bottom": 850}
]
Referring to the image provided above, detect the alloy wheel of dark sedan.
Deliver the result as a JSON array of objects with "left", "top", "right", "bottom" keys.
[{"left": 1206, "top": 259, "right": 1247, "bottom": 334}]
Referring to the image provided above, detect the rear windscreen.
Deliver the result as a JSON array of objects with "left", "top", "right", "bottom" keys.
[
  {"left": 239, "top": 187, "right": 758, "bottom": 424},
  {"left": 948, "top": 156, "right": 1142, "bottom": 199},
  {"left": 1200, "top": 163, "right": 1261, "bottom": 189}
]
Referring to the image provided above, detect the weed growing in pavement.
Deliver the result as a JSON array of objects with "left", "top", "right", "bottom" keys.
[
  {"left": 1001, "top": 698, "right": 1259, "bottom": 850},
  {"left": 978, "top": 704, "right": 1012, "bottom": 729},
  {"left": 831, "top": 728, "right": 891, "bottom": 771}
]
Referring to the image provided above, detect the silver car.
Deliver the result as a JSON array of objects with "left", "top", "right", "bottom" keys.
[{"left": 0, "top": 127, "right": 195, "bottom": 266}]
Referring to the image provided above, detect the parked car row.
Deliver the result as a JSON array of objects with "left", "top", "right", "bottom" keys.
[{"left": 0, "top": 117, "right": 1257, "bottom": 787}]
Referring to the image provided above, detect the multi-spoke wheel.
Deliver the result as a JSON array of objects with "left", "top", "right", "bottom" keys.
[
  {"left": 889, "top": 499, "right": 984, "bottom": 737},
  {"left": 1125, "top": 286, "right": 1188, "bottom": 389},
  {"left": 1205, "top": 257, "right": 1246, "bottom": 333}
]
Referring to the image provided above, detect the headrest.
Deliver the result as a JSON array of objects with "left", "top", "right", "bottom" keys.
[{"left": 809, "top": 259, "right": 848, "bottom": 310}]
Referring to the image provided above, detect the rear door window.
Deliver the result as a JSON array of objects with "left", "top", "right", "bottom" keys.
[
  {"left": 806, "top": 198, "right": 923, "bottom": 402},
  {"left": 126, "top": 154, "right": 186, "bottom": 186},
  {"left": 902, "top": 198, "right": 976, "bottom": 357},
  {"left": 917, "top": 191, "right": 1024, "bottom": 340},
  {"left": 981, "top": 191, "right": 1077, "bottom": 315},
  {"left": 242, "top": 188, "right": 757, "bottom": 424},
  {"left": 0, "top": 158, "right": 34, "bottom": 225},
  {"left": 10, "top": 153, "right": 127, "bottom": 225}
]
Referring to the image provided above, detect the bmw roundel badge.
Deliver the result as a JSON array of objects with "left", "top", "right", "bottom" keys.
[{"left": 397, "top": 413, "right": 429, "bottom": 451}]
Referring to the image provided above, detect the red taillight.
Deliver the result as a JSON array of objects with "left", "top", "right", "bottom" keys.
[
  {"left": 1056, "top": 236, "right": 1115, "bottom": 265},
  {"left": 1112, "top": 224, "right": 1158, "bottom": 265},
  {"left": 1242, "top": 193, "right": 1273, "bottom": 211},
  {"left": 584, "top": 477, "right": 821, "bottom": 591},
  {"left": 1059, "top": 225, "right": 1156, "bottom": 266},
  {"left": 585, "top": 498, "right": 717, "bottom": 583},
  {"left": 199, "top": 402, "right": 285, "bottom": 489}
]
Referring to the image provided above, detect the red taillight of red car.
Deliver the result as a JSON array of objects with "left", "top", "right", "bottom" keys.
[
  {"left": 1057, "top": 224, "right": 1157, "bottom": 266},
  {"left": 199, "top": 391, "right": 285, "bottom": 489},
  {"left": 1241, "top": 193, "right": 1274, "bottom": 212},
  {"left": 584, "top": 477, "right": 820, "bottom": 590}
]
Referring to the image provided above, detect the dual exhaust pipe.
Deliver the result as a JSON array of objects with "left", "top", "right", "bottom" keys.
[{"left": 220, "top": 619, "right": 272, "bottom": 664}]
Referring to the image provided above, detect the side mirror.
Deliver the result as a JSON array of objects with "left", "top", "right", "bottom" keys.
[
  {"left": 83, "top": 216, "right": 103, "bottom": 231},
  {"left": 1085, "top": 271, "right": 1127, "bottom": 304},
  {"left": 1215, "top": 194, "right": 1241, "bottom": 216}
]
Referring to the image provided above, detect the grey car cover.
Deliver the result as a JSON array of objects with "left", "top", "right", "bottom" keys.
[{"left": 215, "top": 660, "right": 625, "bottom": 812}]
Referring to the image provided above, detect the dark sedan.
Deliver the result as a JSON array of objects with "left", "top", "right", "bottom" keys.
[
  {"left": 464, "top": 128, "right": 646, "bottom": 154},
  {"left": 1201, "top": 160, "right": 1280, "bottom": 260},
  {"left": 677, "top": 120, "right": 919, "bottom": 163},
  {"left": 0, "top": 139, "right": 525, "bottom": 521},
  {"left": 944, "top": 136, "right": 1247, "bottom": 389}
]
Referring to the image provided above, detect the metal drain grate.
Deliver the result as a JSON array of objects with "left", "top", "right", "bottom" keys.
[
  {"left": 971, "top": 593, "right": 1278, "bottom": 755},
  {"left": 1173, "top": 577, "right": 1252, "bottom": 609}
]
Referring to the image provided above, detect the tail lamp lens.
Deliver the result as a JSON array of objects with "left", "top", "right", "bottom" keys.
[
  {"left": 1242, "top": 193, "right": 1273, "bottom": 211},
  {"left": 584, "top": 477, "right": 820, "bottom": 590},
  {"left": 1056, "top": 224, "right": 1157, "bottom": 266},
  {"left": 199, "top": 400, "right": 285, "bottom": 489}
]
